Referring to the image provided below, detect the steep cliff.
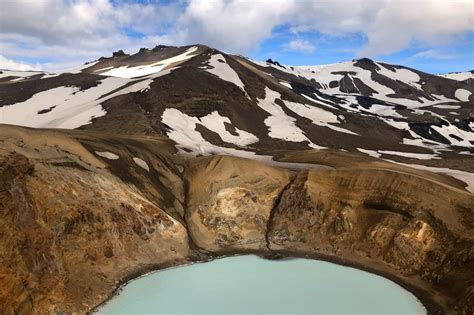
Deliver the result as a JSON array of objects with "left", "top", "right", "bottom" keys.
[
  {"left": 0, "top": 126, "right": 191, "bottom": 314},
  {"left": 0, "top": 125, "right": 472, "bottom": 314}
]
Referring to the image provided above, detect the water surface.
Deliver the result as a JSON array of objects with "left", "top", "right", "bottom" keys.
[{"left": 98, "top": 255, "right": 425, "bottom": 314}]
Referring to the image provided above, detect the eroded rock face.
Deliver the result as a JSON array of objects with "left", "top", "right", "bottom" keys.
[
  {"left": 184, "top": 156, "right": 473, "bottom": 313},
  {"left": 185, "top": 156, "right": 292, "bottom": 252},
  {"left": 0, "top": 129, "right": 191, "bottom": 314},
  {"left": 0, "top": 125, "right": 473, "bottom": 314},
  {"left": 268, "top": 169, "right": 474, "bottom": 313}
]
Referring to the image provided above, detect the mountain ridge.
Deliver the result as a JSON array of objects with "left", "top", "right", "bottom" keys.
[
  {"left": 0, "top": 44, "right": 473, "bottom": 314},
  {"left": 1, "top": 44, "right": 472, "bottom": 192}
]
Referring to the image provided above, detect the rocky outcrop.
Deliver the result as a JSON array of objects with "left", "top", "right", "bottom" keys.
[
  {"left": 0, "top": 126, "right": 191, "bottom": 314},
  {"left": 184, "top": 157, "right": 474, "bottom": 314},
  {"left": 267, "top": 169, "right": 474, "bottom": 313},
  {"left": 0, "top": 125, "right": 472, "bottom": 314},
  {"left": 185, "top": 156, "right": 291, "bottom": 252}
]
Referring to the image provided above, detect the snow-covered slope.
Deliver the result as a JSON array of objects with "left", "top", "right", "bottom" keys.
[
  {"left": 0, "top": 69, "right": 45, "bottom": 82},
  {"left": 96, "top": 46, "right": 199, "bottom": 78},
  {"left": 250, "top": 57, "right": 473, "bottom": 149},
  {"left": 256, "top": 58, "right": 469, "bottom": 106},
  {"left": 439, "top": 71, "right": 473, "bottom": 81},
  {"left": 0, "top": 45, "right": 473, "bottom": 191}
]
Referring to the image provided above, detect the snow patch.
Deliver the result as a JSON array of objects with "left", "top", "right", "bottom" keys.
[
  {"left": 162, "top": 108, "right": 258, "bottom": 150},
  {"left": 95, "top": 151, "right": 119, "bottom": 160},
  {"left": 433, "top": 105, "right": 461, "bottom": 109},
  {"left": 133, "top": 157, "right": 150, "bottom": 171},
  {"left": 378, "top": 150, "right": 439, "bottom": 160},
  {"left": 439, "top": 72, "right": 473, "bottom": 81},
  {"left": 301, "top": 94, "right": 337, "bottom": 110},
  {"left": 454, "top": 89, "right": 472, "bottom": 102},
  {"left": 162, "top": 108, "right": 329, "bottom": 169},
  {"left": 253, "top": 59, "right": 459, "bottom": 108},
  {"left": 0, "top": 70, "right": 44, "bottom": 80},
  {"left": 357, "top": 148, "right": 381, "bottom": 158},
  {"left": 205, "top": 53, "right": 246, "bottom": 93},
  {"left": 283, "top": 99, "right": 358, "bottom": 135},
  {"left": 41, "top": 61, "right": 99, "bottom": 79},
  {"left": 256, "top": 87, "right": 320, "bottom": 147},
  {"left": 199, "top": 111, "right": 259, "bottom": 146},
  {"left": 363, "top": 104, "right": 403, "bottom": 118},
  {"left": 280, "top": 81, "right": 292, "bottom": 89},
  {"left": 99, "top": 46, "right": 198, "bottom": 78},
  {"left": 0, "top": 73, "right": 163, "bottom": 129},
  {"left": 162, "top": 109, "right": 262, "bottom": 157},
  {"left": 431, "top": 123, "right": 474, "bottom": 147},
  {"left": 94, "top": 66, "right": 114, "bottom": 72},
  {"left": 376, "top": 63, "right": 422, "bottom": 90}
]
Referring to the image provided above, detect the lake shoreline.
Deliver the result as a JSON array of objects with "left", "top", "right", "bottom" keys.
[{"left": 90, "top": 249, "right": 443, "bottom": 314}]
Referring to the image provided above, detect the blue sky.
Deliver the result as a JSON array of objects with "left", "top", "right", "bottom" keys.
[
  {"left": 0, "top": 0, "right": 472, "bottom": 74},
  {"left": 254, "top": 30, "right": 474, "bottom": 74}
]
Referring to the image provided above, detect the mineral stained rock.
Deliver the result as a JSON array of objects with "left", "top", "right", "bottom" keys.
[{"left": 0, "top": 125, "right": 472, "bottom": 314}]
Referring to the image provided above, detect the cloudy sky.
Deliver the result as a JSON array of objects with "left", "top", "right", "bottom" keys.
[{"left": 0, "top": 0, "right": 473, "bottom": 73}]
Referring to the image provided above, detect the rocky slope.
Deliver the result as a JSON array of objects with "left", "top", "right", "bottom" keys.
[
  {"left": 1, "top": 45, "right": 473, "bottom": 157},
  {"left": 0, "top": 125, "right": 472, "bottom": 314},
  {"left": 0, "top": 44, "right": 473, "bottom": 314},
  {"left": 0, "top": 125, "right": 193, "bottom": 314},
  {"left": 1, "top": 45, "right": 472, "bottom": 192}
]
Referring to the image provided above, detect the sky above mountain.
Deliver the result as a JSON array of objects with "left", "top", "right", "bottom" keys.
[{"left": 0, "top": 0, "right": 472, "bottom": 74}]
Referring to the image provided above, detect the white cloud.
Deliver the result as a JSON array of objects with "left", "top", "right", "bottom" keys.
[
  {"left": 0, "top": 55, "right": 38, "bottom": 71},
  {"left": 0, "top": 0, "right": 180, "bottom": 46},
  {"left": 0, "top": 0, "right": 182, "bottom": 70},
  {"left": 283, "top": 39, "right": 315, "bottom": 54},
  {"left": 176, "top": 0, "right": 294, "bottom": 52},
  {"left": 355, "top": 0, "right": 474, "bottom": 56},
  {"left": 176, "top": 0, "right": 473, "bottom": 56},
  {"left": 0, "top": 0, "right": 472, "bottom": 69},
  {"left": 409, "top": 49, "right": 461, "bottom": 60}
]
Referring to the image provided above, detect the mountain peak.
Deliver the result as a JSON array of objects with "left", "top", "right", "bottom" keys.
[
  {"left": 353, "top": 57, "right": 374, "bottom": 63},
  {"left": 265, "top": 58, "right": 286, "bottom": 69},
  {"left": 112, "top": 49, "right": 128, "bottom": 57}
]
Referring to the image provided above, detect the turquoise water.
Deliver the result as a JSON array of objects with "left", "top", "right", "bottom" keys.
[{"left": 97, "top": 255, "right": 426, "bottom": 314}]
